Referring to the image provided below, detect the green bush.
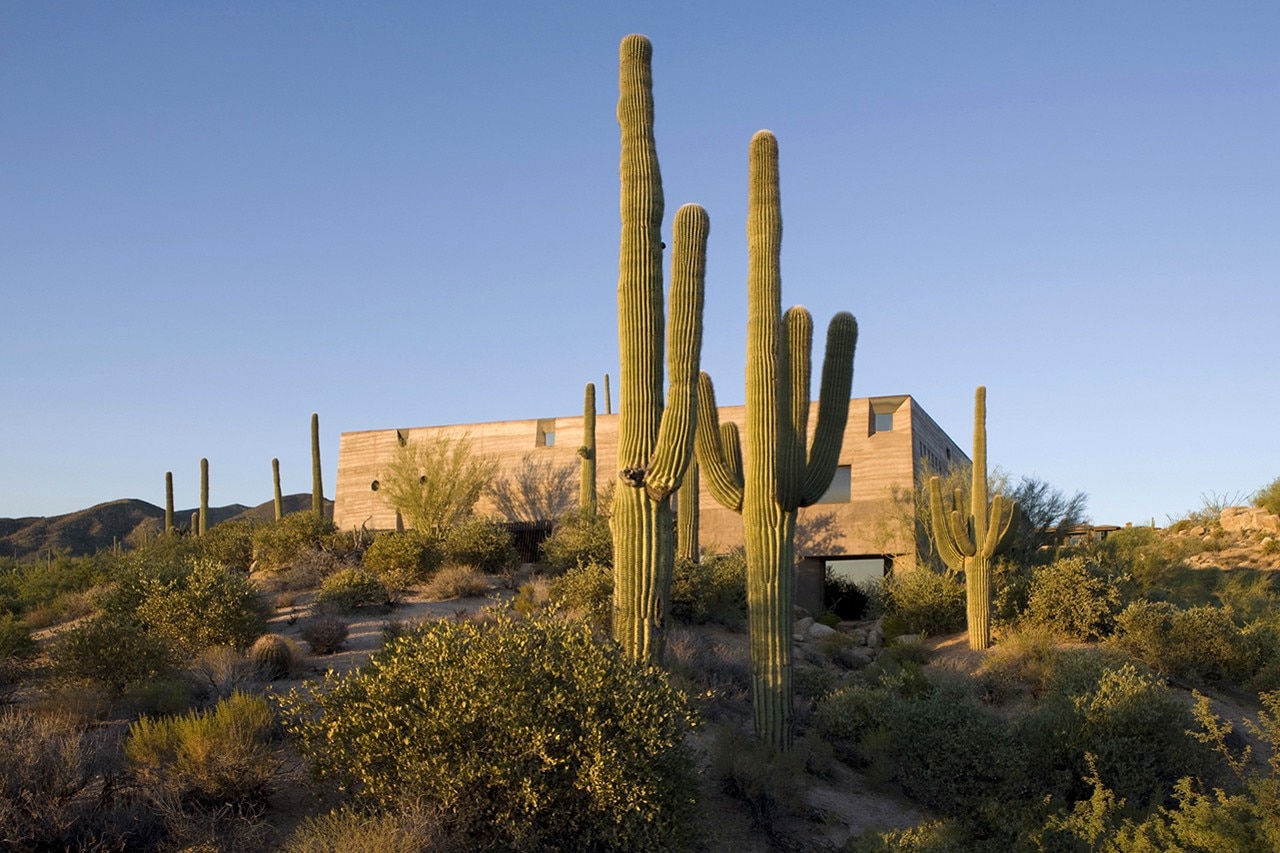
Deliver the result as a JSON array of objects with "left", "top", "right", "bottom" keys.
[
  {"left": 132, "top": 558, "right": 269, "bottom": 660},
  {"left": 421, "top": 563, "right": 490, "bottom": 600},
  {"left": 316, "top": 567, "right": 388, "bottom": 613},
  {"left": 361, "top": 531, "right": 442, "bottom": 594},
  {"left": 540, "top": 510, "right": 613, "bottom": 573},
  {"left": 197, "top": 518, "right": 257, "bottom": 571},
  {"left": 550, "top": 559, "right": 613, "bottom": 632},
  {"left": 55, "top": 613, "right": 173, "bottom": 694},
  {"left": 1, "top": 611, "right": 36, "bottom": 660},
  {"left": 670, "top": 551, "right": 748, "bottom": 628},
  {"left": 1254, "top": 477, "right": 1280, "bottom": 517},
  {"left": 0, "top": 552, "right": 105, "bottom": 617},
  {"left": 279, "top": 615, "right": 698, "bottom": 852},
  {"left": 813, "top": 683, "right": 892, "bottom": 766},
  {"left": 125, "top": 691, "right": 276, "bottom": 809},
  {"left": 1110, "top": 600, "right": 1254, "bottom": 684},
  {"left": 252, "top": 512, "right": 338, "bottom": 572},
  {"left": 1020, "top": 658, "right": 1214, "bottom": 811},
  {"left": 1022, "top": 556, "right": 1127, "bottom": 640},
  {"left": 880, "top": 568, "right": 966, "bottom": 637},
  {"left": 442, "top": 517, "right": 518, "bottom": 573}
]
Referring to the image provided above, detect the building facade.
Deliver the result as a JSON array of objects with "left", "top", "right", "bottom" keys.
[{"left": 334, "top": 394, "right": 968, "bottom": 611}]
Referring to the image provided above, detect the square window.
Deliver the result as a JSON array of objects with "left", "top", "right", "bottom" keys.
[
  {"left": 874, "top": 412, "right": 893, "bottom": 433},
  {"left": 816, "top": 465, "right": 851, "bottom": 504}
]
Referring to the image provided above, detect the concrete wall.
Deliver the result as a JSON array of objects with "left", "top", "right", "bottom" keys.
[{"left": 334, "top": 395, "right": 968, "bottom": 576}]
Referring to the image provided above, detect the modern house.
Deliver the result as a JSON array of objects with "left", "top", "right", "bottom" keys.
[{"left": 333, "top": 394, "right": 968, "bottom": 612}]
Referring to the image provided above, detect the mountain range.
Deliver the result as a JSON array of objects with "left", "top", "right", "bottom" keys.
[{"left": 0, "top": 495, "right": 333, "bottom": 560}]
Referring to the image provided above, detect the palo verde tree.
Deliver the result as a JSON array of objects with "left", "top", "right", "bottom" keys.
[
  {"left": 697, "top": 131, "right": 858, "bottom": 748},
  {"left": 377, "top": 434, "right": 498, "bottom": 539},
  {"left": 928, "top": 385, "right": 1017, "bottom": 650},
  {"left": 611, "top": 34, "right": 707, "bottom": 665}
]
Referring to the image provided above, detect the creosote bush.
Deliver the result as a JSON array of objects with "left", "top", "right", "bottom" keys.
[
  {"left": 279, "top": 615, "right": 698, "bottom": 852},
  {"left": 361, "top": 530, "right": 442, "bottom": 594},
  {"left": 1022, "top": 556, "right": 1127, "bottom": 640},
  {"left": 252, "top": 512, "right": 338, "bottom": 573},
  {"left": 550, "top": 559, "right": 613, "bottom": 632},
  {"left": 540, "top": 509, "right": 613, "bottom": 573},
  {"left": 422, "top": 563, "right": 491, "bottom": 601},
  {"left": 317, "top": 567, "right": 388, "bottom": 613},
  {"left": 879, "top": 568, "right": 966, "bottom": 638},
  {"left": 442, "top": 517, "right": 518, "bottom": 573}
]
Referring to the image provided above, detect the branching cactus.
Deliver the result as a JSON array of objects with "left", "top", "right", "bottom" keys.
[
  {"left": 198, "top": 458, "right": 209, "bottom": 537},
  {"left": 927, "top": 385, "right": 1016, "bottom": 650},
  {"left": 164, "top": 471, "right": 174, "bottom": 537},
  {"left": 578, "top": 382, "right": 597, "bottom": 515},
  {"left": 612, "top": 34, "right": 707, "bottom": 665},
  {"left": 311, "top": 413, "right": 324, "bottom": 519},
  {"left": 272, "top": 457, "right": 284, "bottom": 522},
  {"left": 697, "top": 131, "right": 857, "bottom": 748}
]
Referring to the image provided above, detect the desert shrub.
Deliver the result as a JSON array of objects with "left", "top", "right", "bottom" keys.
[
  {"left": 663, "top": 627, "right": 752, "bottom": 708},
  {"left": 283, "top": 804, "right": 452, "bottom": 853},
  {"left": 422, "top": 563, "right": 491, "bottom": 600},
  {"left": 252, "top": 512, "right": 337, "bottom": 572},
  {"left": 55, "top": 613, "right": 174, "bottom": 694},
  {"left": 512, "top": 577, "right": 552, "bottom": 618},
  {"left": 709, "top": 724, "right": 809, "bottom": 838},
  {"left": 442, "top": 517, "right": 518, "bottom": 573},
  {"left": 126, "top": 691, "right": 276, "bottom": 809},
  {"left": 539, "top": 509, "right": 613, "bottom": 573},
  {"left": 361, "top": 530, "right": 442, "bottom": 594},
  {"left": 1094, "top": 526, "right": 1208, "bottom": 595},
  {"left": 317, "top": 567, "right": 388, "bottom": 613},
  {"left": 814, "top": 683, "right": 893, "bottom": 766},
  {"left": 793, "top": 665, "right": 841, "bottom": 702},
  {"left": 670, "top": 551, "right": 748, "bottom": 628},
  {"left": 248, "top": 633, "right": 302, "bottom": 681},
  {"left": 133, "top": 558, "right": 269, "bottom": 660},
  {"left": 550, "top": 559, "right": 613, "bottom": 632},
  {"left": 882, "top": 678, "right": 1029, "bottom": 829},
  {"left": 881, "top": 568, "right": 966, "bottom": 637},
  {"left": 188, "top": 645, "right": 258, "bottom": 701},
  {"left": 0, "top": 551, "right": 105, "bottom": 617},
  {"left": 1255, "top": 476, "right": 1280, "bottom": 516},
  {"left": 120, "top": 676, "right": 198, "bottom": 717},
  {"left": 300, "top": 614, "right": 349, "bottom": 655},
  {"left": 1, "top": 610, "right": 36, "bottom": 660},
  {"left": 1022, "top": 556, "right": 1127, "bottom": 640},
  {"left": 1110, "top": 600, "right": 1253, "bottom": 684},
  {"left": 280, "top": 615, "right": 698, "bottom": 852},
  {"left": 1019, "top": 658, "right": 1214, "bottom": 810},
  {"left": 197, "top": 518, "right": 257, "bottom": 570},
  {"left": 973, "top": 624, "right": 1061, "bottom": 706}
]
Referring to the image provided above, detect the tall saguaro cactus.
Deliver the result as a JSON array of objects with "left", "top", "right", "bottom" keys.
[
  {"left": 164, "top": 471, "right": 174, "bottom": 537},
  {"left": 198, "top": 458, "right": 209, "bottom": 537},
  {"left": 928, "top": 386, "right": 1016, "bottom": 651},
  {"left": 697, "top": 131, "right": 858, "bottom": 748},
  {"left": 311, "top": 413, "right": 324, "bottom": 519},
  {"left": 579, "top": 382, "right": 597, "bottom": 515},
  {"left": 677, "top": 460, "right": 699, "bottom": 562},
  {"left": 612, "top": 34, "right": 707, "bottom": 665},
  {"left": 272, "top": 458, "right": 284, "bottom": 521}
]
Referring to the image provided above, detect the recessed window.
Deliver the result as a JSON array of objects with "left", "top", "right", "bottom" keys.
[
  {"left": 536, "top": 418, "right": 556, "bottom": 448},
  {"left": 874, "top": 412, "right": 893, "bottom": 433},
  {"left": 370, "top": 480, "right": 380, "bottom": 491},
  {"left": 816, "top": 465, "right": 851, "bottom": 504}
]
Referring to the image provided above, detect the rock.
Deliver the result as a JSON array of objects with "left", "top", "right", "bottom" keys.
[
  {"left": 866, "top": 626, "right": 883, "bottom": 648},
  {"left": 809, "top": 622, "right": 837, "bottom": 639},
  {"left": 1221, "top": 506, "right": 1280, "bottom": 534},
  {"left": 836, "top": 645, "right": 876, "bottom": 669},
  {"left": 892, "top": 634, "right": 922, "bottom": 646},
  {"left": 795, "top": 616, "right": 815, "bottom": 635}
]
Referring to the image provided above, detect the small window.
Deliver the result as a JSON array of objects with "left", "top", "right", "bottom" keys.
[
  {"left": 874, "top": 412, "right": 893, "bottom": 433},
  {"left": 536, "top": 418, "right": 557, "bottom": 448},
  {"left": 816, "top": 465, "right": 851, "bottom": 504},
  {"left": 370, "top": 480, "right": 380, "bottom": 491}
]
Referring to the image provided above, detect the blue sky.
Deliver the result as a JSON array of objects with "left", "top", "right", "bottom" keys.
[{"left": 3, "top": 2, "right": 1277, "bottom": 526}]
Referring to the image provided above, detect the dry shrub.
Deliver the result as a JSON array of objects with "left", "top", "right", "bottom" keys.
[
  {"left": 300, "top": 614, "right": 349, "bottom": 655},
  {"left": 189, "top": 645, "right": 258, "bottom": 701},
  {"left": 423, "top": 564, "right": 491, "bottom": 601},
  {"left": 282, "top": 804, "right": 453, "bottom": 853}
]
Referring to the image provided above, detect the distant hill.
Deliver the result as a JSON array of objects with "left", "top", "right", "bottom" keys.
[{"left": 0, "top": 495, "right": 332, "bottom": 561}]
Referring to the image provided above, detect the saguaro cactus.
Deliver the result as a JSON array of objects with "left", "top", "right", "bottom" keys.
[
  {"left": 928, "top": 386, "right": 1016, "bottom": 651},
  {"left": 604, "top": 373, "right": 613, "bottom": 415},
  {"left": 198, "top": 458, "right": 209, "bottom": 537},
  {"left": 612, "top": 34, "right": 707, "bottom": 665},
  {"left": 311, "top": 413, "right": 324, "bottom": 519},
  {"left": 579, "top": 382, "right": 597, "bottom": 515},
  {"left": 676, "top": 459, "right": 699, "bottom": 563},
  {"left": 164, "top": 471, "right": 174, "bottom": 537},
  {"left": 697, "top": 131, "right": 858, "bottom": 748},
  {"left": 272, "top": 458, "right": 284, "bottom": 521}
]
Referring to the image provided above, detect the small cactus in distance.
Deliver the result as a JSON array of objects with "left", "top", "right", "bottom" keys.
[
  {"left": 165, "top": 471, "right": 174, "bottom": 537},
  {"left": 604, "top": 373, "right": 613, "bottom": 415},
  {"left": 248, "top": 633, "right": 300, "bottom": 680},
  {"left": 272, "top": 458, "right": 284, "bottom": 521},
  {"left": 928, "top": 385, "right": 1016, "bottom": 651},
  {"left": 579, "top": 382, "right": 597, "bottom": 515},
  {"left": 311, "top": 413, "right": 324, "bottom": 520},
  {"left": 199, "top": 457, "right": 209, "bottom": 537}
]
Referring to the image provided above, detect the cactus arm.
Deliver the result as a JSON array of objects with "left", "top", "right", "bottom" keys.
[
  {"left": 580, "top": 382, "right": 597, "bottom": 514},
  {"left": 799, "top": 312, "right": 858, "bottom": 506},
  {"left": 984, "top": 494, "right": 1018, "bottom": 555},
  {"left": 776, "top": 306, "right": 811, "bottom": 511},
  {"left": 950, "top": 510, "right": 977, "bottom": 557},
  {"left": 645, "top": 203, "right": 708, "bottom": 500},
  {"left": 970, "top": 386, "right": 988, "bottom": 546},
  {"left": 694, "top": 372, "right": 745, "bottom": 512},
  {"left": 928, "top": 475, "right": 968, "bottom": 573}
]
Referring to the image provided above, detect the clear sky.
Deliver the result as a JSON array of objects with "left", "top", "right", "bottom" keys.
[{"left": 3, "top": 2, "right": 1277, "bottom": 527}]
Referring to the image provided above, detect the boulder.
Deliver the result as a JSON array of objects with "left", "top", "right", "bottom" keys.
[
  {"left": 808, "top": 622, "right": 838, "bottom": 639},
  {"left": 1221, "top": 506, "right": 1280, "bottom": 534}
]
